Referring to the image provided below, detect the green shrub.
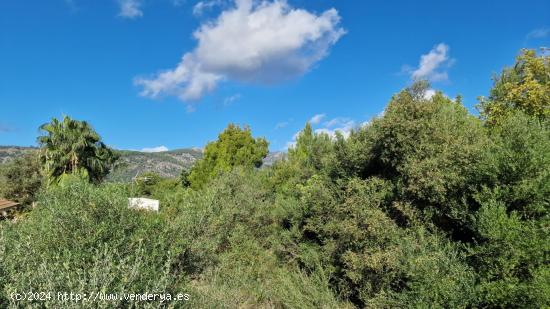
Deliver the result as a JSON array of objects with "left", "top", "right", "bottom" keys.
[
  {"left": 164, "top": 169, "right": 349, "bottom": 307},
  {"left": 0, "top": 226, "right": 8, "bottom": 307},
  {"left": 0, "top": 152, "right": 44, "bottom": 206},
  {"left": 0, "top": 181, "right": 187, "bottom": 308},
  {"left": 364, "top": 84, "right": 490, "bottom": 229},
  {"left": 188, "top": 234, "right": 347, "bottom": 308},
  {"left": 281, "top": 175, "right": 476, "bottom": 307},
  {"left": 480, "top": 112, "right": 550, "bottom": 219}
]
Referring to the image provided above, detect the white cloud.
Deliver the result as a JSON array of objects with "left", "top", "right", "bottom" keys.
[
  {"left": 136, "top": 0, "right": 345, "bottom": 102},
  {"left": 309, "top": 113, "right": 326, "bottom": 125},
  {"left": 423, "top": 89, "right": 454, "bottom": 101},
  {"left": 316, "top": 117, "right": 355, "bottom": 138},
  {"left": 223, "top": 93, "right": 241, "bottom": 106},
  {"left": 141, "top": 145, "right": 169, "bottom": 152},
  {"left": 284, "top": 131, "right": 301, "bottom": 150},
  {"left": 285, "top": 115, "right": 356, "bottom": 149},
  {"left": 423, "top": 89, "right": 436, "bottom": 100},
  {"left": 193, "top": 0, "right": 225, "bottom": 16},
  {"left": 314, "top": 127, "right": 349, "bottom": 138},
  {"left": 323, "top": 117, "right": 353, "bottom": 128},
  {"left": 527, "top": 27, "right": 550, "bottom": 39},
  {"left": 118, "top": 0, "right": 143, "bottom": 19},
  {"left": 409, "top": 43, "right": 453, "bottom": 82}
]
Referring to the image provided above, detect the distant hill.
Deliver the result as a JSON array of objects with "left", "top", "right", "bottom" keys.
[
  {"left": 0, "top": 146, "right": 203, "bottom": 181},
  {"left": 0, "top": 146, "right": 37, "bottom": 164},
  {"left": 0, "top": 146, "right": 285, "bottom": 182},
  {"left": 107, "top": 148, "right": 203, "bottom": 182},
  {"left": 263, "top": 151, "right": 286, "bottom": 167}
]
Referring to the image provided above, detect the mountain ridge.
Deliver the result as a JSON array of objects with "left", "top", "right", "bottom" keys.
[{"left": 0, "top": 146, "right": 284, "bottom": 182}]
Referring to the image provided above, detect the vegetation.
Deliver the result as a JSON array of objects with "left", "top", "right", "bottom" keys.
[
  {"left": 0, "top": 152, "right": 44, "bottom": 206},
  {"left": 38, "top": 115, "right": 119, "bottom": 184},
  {"left": 479, "top": 48, "right": 550, "bottom": 125},
  {"left": 0, "top": 182, "right": 183, "bottom": 308},
  {"left": 0, "top": 146, "right": 204, "bottom": 183},
  {"left": 0, "top": 49, "right": 548, "bottom": 308},
  {"left": 188, "top": 123, "right": 269, "bottom": 189}
]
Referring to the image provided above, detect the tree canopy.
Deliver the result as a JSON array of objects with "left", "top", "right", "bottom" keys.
[
  {"left": 479, "top": 48, "right": 550, "bottom": 125},
  {"left": 37, "top": 115, "right": 119, "bottom": 184},
  {"left": 188, "top": 124, "right": 268, "bottom": 188}
]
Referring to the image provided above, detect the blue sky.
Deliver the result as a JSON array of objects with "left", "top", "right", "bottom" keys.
[{"left": 1, "top": 0, "right": 549, "bottom": 151}]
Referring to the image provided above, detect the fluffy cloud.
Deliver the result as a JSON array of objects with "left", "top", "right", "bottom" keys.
[
  {"left": 309, "top": 113, "right": 326, "bottom": 125},
  {"left": 423, "top": 88, "right": 454, "bottom": 101},
  {"left": 408, "top": 43, "right": 453, "bottom": 82},
  {"left": 141, "top": 145, "right": 169, "bottom": 152},
  {"left": 316, "top": 117, "right": 355, "bottom": 138},
  {"left": 323, "top": 117, "right": 353, "bottom": 128},
  {"left": 118, "top": 0, "right": 143, "bottom": 19},
  {"left": 285, "top": 115, "right": 356, "bottom": 150},
  {"left": 136, "top": 0, "right": 345, "bottom": 102},
  {"left": 423, "top": 89, "right": 436, "bottom": 100}
]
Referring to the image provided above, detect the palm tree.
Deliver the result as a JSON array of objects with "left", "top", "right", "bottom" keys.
[{"left": 37, "top": 115, "right": 118, "bottom": 183}]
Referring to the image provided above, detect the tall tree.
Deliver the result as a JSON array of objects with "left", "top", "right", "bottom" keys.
[
  {"left": 188, "top": 124, "right": 268, "bottom": 188},
  {"left": 288, "top": 123, "right": 334, "bottom": 171},
  {"left": 479, "top": 48, "right": 550, "bottom": 125},
  {"left": 277, "top": 122, "right": 335, "bottom": 183},
  {"left": 37, "top": 115, "right": 118, "bottom": 184}
]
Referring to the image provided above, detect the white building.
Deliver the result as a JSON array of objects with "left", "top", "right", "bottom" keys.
[{"left": 128, "top": 198, "right": 159, "bottom": 212}]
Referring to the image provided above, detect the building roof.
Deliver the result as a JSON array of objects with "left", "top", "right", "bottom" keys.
[{"left": 0, "top": 199, "right": 20, "bottom": 210}]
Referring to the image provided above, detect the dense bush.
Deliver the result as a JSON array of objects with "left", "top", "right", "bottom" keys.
[
  {"left": 0, "top": 182, "right": 186, "bottom": 308},
  {"left": 468, "top": 112, "right": 550, "bottom": 307},
  {"left": 132, "top": 171, "right": 182, "bottom": 198},
  {"left": 280, "top": 175, "right": 476, "bottom": 307},
  {"left": 264, "top": 76, "right": 549, "bottom": 307},
  {"left": 166, "top": 170, "right": 348, "bottom": 308},
  {"left": 330, "top": 84, "right": 491, "bottom": 236},
  {"left": 0, "top": 152, "right": 44, "bottom": 206}
]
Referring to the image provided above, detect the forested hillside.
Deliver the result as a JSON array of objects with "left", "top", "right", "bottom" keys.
[{"left": 0, "top": 49, "right": 548, "bottom": 308}]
